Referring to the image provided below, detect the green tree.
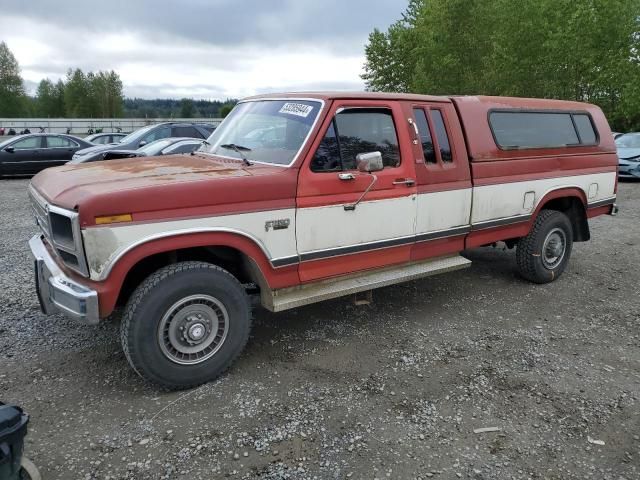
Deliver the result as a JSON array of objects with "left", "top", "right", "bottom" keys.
[
  {"left": 36, "top": 78, "right": 57, "bottom": 116},
  {"left": 362, "top": 0, "right": 640, "bottom": 131},
  {"left": 0, "top": 41, "right": 27, "bottom": 116},
  {"left": 219, "top": 103, "right": 234, "bottom": 118},
  {"left": 64, "top": 68, "right": 91, "bottom": 117},
  {"left": 180, "top": 98, "right": 195, "bottom": 117}
]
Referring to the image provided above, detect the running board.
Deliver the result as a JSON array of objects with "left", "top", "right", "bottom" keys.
[{"left": 263, "top": 255, "right": 472, "bottom": 312}]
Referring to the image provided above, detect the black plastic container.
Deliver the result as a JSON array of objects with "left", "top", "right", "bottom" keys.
[{"left": 0, "top": 403, "right": 29, "bottom": 480}]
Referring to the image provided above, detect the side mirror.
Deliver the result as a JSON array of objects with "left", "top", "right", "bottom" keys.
[
  {"left": 138, "top": 140, "right": 147, "bottom": 147},
  {"left": 4, "top": 146, "right": 15, "bottom": 153},
  {"left": 356, "top": 151, "right": 384, "bottom": 173}
]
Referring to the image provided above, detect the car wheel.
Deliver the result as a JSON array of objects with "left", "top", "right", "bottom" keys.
[
  {"left": 516, "top": 210, "right": 573, "bottom": 284},
  {"left": 120, "top": 261, "right": 251, "bottom": 390}
]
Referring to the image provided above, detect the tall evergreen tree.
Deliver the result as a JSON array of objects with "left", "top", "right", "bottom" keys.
[{"left": 0, "top": 41, "right": 27, "bottom": 116}]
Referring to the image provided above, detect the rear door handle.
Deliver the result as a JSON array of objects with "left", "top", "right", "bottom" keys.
[{"left": 392, "top": 178, "right": 415, "bottom": 186}]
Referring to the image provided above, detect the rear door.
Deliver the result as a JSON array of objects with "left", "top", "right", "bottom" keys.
[
  {"left": 409, "top": 103, "right": 472, "bottom": 260},
  {"left": 45, "top": 135, "right": 78, "bottom": 166},
  {"left": 296, "top": 100, "right": 417, "bottom": 282}
]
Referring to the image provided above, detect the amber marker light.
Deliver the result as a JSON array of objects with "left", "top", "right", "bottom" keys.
[{"left": 95, "top": 214, "right": 133, "bottom": 225}]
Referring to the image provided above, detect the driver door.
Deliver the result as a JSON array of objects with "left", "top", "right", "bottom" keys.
[{"left": 296, "top": 100, "right": 417, "bottom": 282}]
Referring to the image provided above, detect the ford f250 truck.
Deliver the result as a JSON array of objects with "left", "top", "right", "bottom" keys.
[{"left": 28, "top": 92, "right": 618, "bottom": 389}]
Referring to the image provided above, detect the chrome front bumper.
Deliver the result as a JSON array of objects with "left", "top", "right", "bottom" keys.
[{"left": 29, "top": 235, "right": 100, "bottom": 325}]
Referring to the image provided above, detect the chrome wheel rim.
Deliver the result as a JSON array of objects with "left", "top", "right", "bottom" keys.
[
  {"left": 158, "top": 294, "right": 229, "bottom": 365},
  {"left": 542, "top": 228, "right": 566, "bottom": 269}
]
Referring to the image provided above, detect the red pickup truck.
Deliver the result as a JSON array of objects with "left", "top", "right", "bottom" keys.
[{"left": 28, "top": 92, "right": 618, "bottom": 389}]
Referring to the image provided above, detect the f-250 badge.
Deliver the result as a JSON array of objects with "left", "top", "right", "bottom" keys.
[{"left": 265, "top": 219, "right": 290, "bottom": 232}]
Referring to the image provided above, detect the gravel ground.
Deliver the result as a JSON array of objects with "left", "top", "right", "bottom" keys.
[{"left": 1, "top": 178, "right": 639, "bottom": 480}]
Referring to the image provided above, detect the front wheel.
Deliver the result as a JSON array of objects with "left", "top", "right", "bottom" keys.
[
  {"left": 120, "top": 261, "right": 251, "bottom": 390},
  {"left": 516, "top": 210, "right": 573, "bottom": 284}
]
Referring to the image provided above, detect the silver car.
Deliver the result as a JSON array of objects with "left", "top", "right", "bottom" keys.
[{"left": 615, "top": 133, "right": 640, "bottom": 178}]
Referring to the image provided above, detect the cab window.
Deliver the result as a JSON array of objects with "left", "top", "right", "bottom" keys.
[
  {"left": 431, "top": 110, "right": 452, "bottom": 162},
  {"left": 312, "top": 108, "right": 400, "bottom": 172},
  {"left": 413, "top": 108, "right": 436, "bottom": 163}
]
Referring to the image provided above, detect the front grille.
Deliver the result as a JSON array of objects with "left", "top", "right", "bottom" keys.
[{"left": 30, "top": 187, "right": 51, "bottom": 241}]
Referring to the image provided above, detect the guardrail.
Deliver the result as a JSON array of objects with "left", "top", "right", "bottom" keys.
[{"left": 0, "top": 118, "right": 223, "bottom": 135}]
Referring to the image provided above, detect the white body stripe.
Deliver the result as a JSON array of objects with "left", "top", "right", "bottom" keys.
[
  {"left": 471, "top": 172, "right": 616, "bottom": 224},
  {"left": 416, "top": 188, "right": 472, "bottom": 235},
  {"left": 296, "top": 195, "right": 416, "bottom": 254},
  {"left": 81, "top": 171, "right": 615, "bottom": 281},
  {"left": 83, "top": 209, "right": 297, "bottom": 280}
]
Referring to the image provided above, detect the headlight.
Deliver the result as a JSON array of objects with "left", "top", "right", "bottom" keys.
[
  {"left": 30, "top": 186, "right": 89, "bottom": 276},
  {"left": 47, "top": 206, "right": 89, "bottom": 276}
]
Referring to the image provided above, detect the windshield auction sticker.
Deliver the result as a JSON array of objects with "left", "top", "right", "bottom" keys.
[{"left": 279, "top": 103, "right": 314, "bottom": 118}]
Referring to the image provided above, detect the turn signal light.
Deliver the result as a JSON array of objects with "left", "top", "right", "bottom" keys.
[{"left": 95, "top": 214, "right": 133, "bottom": 225}]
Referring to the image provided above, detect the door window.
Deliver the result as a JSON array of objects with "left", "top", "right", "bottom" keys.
[
  {"left": 12, "top": 137, "right": 41, "bottom": 149},
  {"left": 431, "top": 110, "right": 452, "bottom": 162},
  {"left": 413, "top": 108, "right": 436, "bottom": 163},
  {"left": 312, "top": 108, "right": 400, "bottom": 172},
  {"left": 46, "top": 136, "right": 76, "bottom": 148},
  {"left": 143, "top": 126, "right": 171, "bottom": 144},
  {"left": 173, "top": 126, "right": 199, "bottom": 138}
]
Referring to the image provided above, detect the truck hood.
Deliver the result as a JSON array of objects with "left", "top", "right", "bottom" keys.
[{"left": 31, "top": 153, "right": 297, "bottom": 226}]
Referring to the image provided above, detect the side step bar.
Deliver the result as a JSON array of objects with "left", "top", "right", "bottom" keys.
[{"left": 263, "top": 255, "right": 472, "bottom": 312}]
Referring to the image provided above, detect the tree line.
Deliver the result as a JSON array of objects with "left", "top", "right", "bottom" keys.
[
  {"left": 0, "top": 42, "right": 235, "bottom": 118},
  {"left": 363, "top": 0, "right": 640, "bottom": 131}
]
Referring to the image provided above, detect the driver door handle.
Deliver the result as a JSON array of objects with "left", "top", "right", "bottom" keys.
[{"left": 392, "top": 178, "right": 415, "bottom": 186}]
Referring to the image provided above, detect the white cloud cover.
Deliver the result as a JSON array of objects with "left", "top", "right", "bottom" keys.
[{"left": 0, "top": 0, "right": 405, "bottom": 100}]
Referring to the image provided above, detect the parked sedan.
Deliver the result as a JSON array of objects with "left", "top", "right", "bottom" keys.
[
  {"left": 615, "top": 133, "right": 640, "bottom": 178},
  {"left": 70, "top": 137, "right": 205, "bottom": 163},
  {"left": 72, "top": 122, "right": 215, "bottom": 163},
  {"left": 85, "top": 132, "right": 128, "bottom": 145},
  {"left": 0, "top": 134, "right": 93, "bottom": 176}
]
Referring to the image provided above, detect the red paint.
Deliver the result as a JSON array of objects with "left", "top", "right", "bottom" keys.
[
  {"left": 299, "top": 245, "right": 411, "bottom": 283},
  {"left": 586, "top": 205, "right": 611, "bottom": 218},
  {"left": 411, "top": 235, "right": 466, "bottom": 261}
]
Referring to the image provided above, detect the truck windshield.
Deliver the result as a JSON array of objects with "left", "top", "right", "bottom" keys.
[{"left": 199, "top": 99, "right": 322, "bottom": 166}]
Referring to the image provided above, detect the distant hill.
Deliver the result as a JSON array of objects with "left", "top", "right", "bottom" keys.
[{"left": 123, "top": 98, "right": 237, "bottom": 118}]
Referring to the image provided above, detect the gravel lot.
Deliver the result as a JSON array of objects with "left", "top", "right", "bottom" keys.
[{"left": 1, "top": 178, "right": 639, "bottom": 480}]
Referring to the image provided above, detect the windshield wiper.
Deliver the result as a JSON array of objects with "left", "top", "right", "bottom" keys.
[{"left": 220, "top": 143, "right": 252, "bottom": 166}]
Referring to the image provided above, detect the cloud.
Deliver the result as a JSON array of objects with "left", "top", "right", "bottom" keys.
[{"left": 0, "top": 0, "right": 405, "bottom": 99}]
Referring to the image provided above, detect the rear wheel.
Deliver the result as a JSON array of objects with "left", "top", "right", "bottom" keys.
[
  {"left": 120, "top": 261, "right": 251, "bottom": 389},
  {"left": 516, "top": 210, "right": 573, "bottom": 284}
]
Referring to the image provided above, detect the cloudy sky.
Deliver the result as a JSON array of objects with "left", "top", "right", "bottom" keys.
[{"left": 0, "top": 0, "right": 405, "bottom": 100}]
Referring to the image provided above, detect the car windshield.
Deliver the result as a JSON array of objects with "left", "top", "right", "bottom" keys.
[
  {"left": 117, "top": 124, "right": 156, "bottom": 144},
  {"left": 615, "top": 133, "right": 640, "bottom": 148},
  {"left": 199, "top": 99, "right": 322, "bottom": 165},
  {"left": 138, "top": 138, "right": 175, "bottom": 155}
]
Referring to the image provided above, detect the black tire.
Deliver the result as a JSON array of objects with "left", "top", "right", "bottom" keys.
[
  {"left": 516, "top": 210, "right": 573, "bottom": 284},
  {"left": 120, "top": 261, "right": 251, "bottom": 390}
]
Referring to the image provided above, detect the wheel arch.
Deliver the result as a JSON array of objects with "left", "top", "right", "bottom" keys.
[
  {"left": 533, "top": 187, "right": 590, "bottom": 242},
  {"left": 97, "top": 230, "right": 297, "bottom": 318}
]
